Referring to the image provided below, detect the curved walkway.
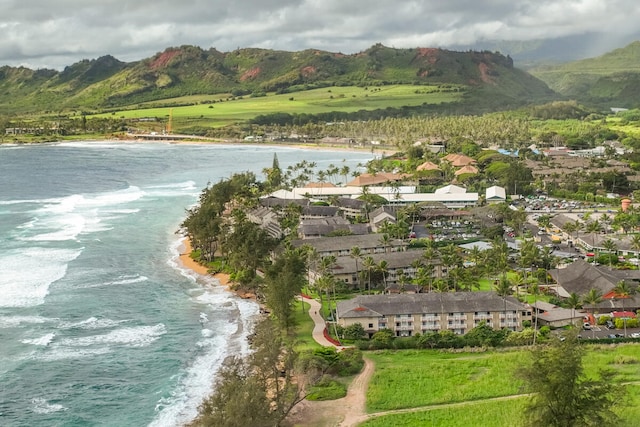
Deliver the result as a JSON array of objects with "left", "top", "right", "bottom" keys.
[{"left": 298, "top": 295, "right": 346, "bottom": 349}]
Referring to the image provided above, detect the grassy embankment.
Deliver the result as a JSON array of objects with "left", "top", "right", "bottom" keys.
[
  {"left": 92, "top": 85, "right": 462, "bottom": 130},
  {"left": 358, "top": 344, "right": 640, "bottom": 426}
]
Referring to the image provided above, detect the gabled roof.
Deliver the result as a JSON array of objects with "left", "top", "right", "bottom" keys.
[
  {"left": 454, "top": 165, "right": 479, "bottom": 176},
  {"left": 548, "top": 259, "right": 630, "bottom": 296},
  {"left": 416, "top": 161, "right": 440, "bottom": 171},
  {"left": 443, "top": 153, "right": 477, "bottom": 167},
  {"left": 485, "top": 186, "right": 506, "bottom": 200},
  {"left": 435, "top": 184, "right": 467, "bottom": 194}
]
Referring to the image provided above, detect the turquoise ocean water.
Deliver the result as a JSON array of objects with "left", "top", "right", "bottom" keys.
[{"left": 0, "top": 141, "right": 372, "bottom": 426}]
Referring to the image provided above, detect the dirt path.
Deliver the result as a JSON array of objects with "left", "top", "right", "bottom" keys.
[
  {"left": 338, "top": 357, "right": 375, "bottom": 427},
  {"left": 284, "top": 356, "right": 375, "bottom": 427}
]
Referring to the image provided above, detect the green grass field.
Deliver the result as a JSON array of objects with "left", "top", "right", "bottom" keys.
[
  {"left": 359, "top": 345, "right": 640, "bottom": 426},
  {"left": 93, "top": 85, "right": 462, "bottom": 128}
]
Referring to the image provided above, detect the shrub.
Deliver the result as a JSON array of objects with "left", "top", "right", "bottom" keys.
[{"left": 343, "top": 323, "right": 366, "bottom": 340}]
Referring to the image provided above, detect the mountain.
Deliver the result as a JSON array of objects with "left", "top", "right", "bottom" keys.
[
  {"left": 0, "top": 44, "right": 556, "bottom": 115},
  {"left": 529, "top": 41, "right": 640, "bottom": 108}
]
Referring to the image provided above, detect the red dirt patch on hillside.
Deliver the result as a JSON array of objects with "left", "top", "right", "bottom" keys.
[
  {"left": 477, "top": 62, "right": 495, "bottom": 84},
  {"left": 300, "top": 65, "right": 317, "bottom": 77},
  {"left": 240, "top": 67, "right": 261, "bottom": 81},
  {"left": 416, "top": 47, "right": 440, "bottom": 64},
  {"left": 149, "top": 50, "right": 181, "bottom": 70}
]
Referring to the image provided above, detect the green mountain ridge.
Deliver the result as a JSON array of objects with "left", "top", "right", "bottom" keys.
[
  {"left": 530, "top": 40, "right": 640, "bottom": 108},
  {"left": 0, "top": 44, "right": 557, "bottom": 115}
]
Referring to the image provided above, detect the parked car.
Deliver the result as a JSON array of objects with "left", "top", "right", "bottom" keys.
[
  {"left": 606, "top": 320, "right": 615, "bottom": 329},
  {"left": 631, "top": 332, "right": 640, "bottom": 338}
]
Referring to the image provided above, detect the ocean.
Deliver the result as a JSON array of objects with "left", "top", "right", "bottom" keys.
[{"left": 0, "top": 141, "right": 373, "bottom": 426}]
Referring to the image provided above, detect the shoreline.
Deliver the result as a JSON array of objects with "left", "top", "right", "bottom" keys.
[{"left": 178, "top": 236, "right": 257, "bottom": 300}]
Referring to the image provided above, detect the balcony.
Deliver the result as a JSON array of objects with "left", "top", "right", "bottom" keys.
[
  {"left": 473, "top": 314, "right": 493, "bottom": 321},
  {"left": 447, "top": 315, "right": 467, "bottom": 322},
  {"left": 422, "top": 316, "right": 440, "bottom": 322}
]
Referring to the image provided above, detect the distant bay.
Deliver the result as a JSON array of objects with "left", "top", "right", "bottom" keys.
[{"left": 0, "top": 141, "right": 372, "bottom": 426}]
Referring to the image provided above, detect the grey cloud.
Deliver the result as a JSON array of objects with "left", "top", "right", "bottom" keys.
[{"left": 0, "top": 0, "right": 638, "bottom": 69}]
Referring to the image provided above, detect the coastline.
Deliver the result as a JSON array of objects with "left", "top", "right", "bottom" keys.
[
  {"left": 179, "top": 236, "right": 231, "bottom": 288},
  {"left": 179, "top": 236, "right": 258, "bottom": 300}
]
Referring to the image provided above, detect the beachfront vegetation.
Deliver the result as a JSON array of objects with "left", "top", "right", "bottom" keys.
[{"left": 189, "top": 319, "right": 304, "bottom": 427}]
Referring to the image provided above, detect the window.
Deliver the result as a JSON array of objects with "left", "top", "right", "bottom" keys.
[{"left": 368, "top": 323, "right": 374, "bottom": 328}]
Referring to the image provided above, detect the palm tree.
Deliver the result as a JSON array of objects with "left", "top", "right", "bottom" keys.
[
  {"left": 630, "top": 234, "right": 640, "bottom": 267},
  {"left": 613, "top": 281, "right": 636, "bottom": 337},
  {"left": 585, "top": 220, "right": 602, "bottom": 250},
  {"left": 566, "top": 292, "right": 582, "bottom": 328},
  {"left": 494, "top": 274, "right": 513, "bottom": 330},
  {"left": 379, "top": 233, "right": 392, "bottom": 253},
  {"left": 362, "top": 256, "right": 376, "bottom": 294},
  {"left": 350, "top": 246, "right": 363, "bottom": 292},
  {"left": 582, "top": 288, "right": 603, "bottom": 338},
  {"left": 530, "top": 282, "right": 541, "bottom": 344},
  {"left": 377, "top": 260, "right": 389, "bottom": 291},
  {"left": 601, "top": 238, "right": 618, "bottom": 269}
]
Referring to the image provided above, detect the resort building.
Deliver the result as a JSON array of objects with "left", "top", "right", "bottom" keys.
[{"left": 336, "top": 292, "right": 532, "bottom": 337}]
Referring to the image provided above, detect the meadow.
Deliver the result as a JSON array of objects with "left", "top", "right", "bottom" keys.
[
  {"left": 94, "top": 85, "right": 462, "bottom": 129},
  {"left": 359, "top": 344, "right": 640, "bottom": 426}
]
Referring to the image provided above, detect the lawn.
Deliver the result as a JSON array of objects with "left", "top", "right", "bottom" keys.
[
  {"left": 92, "top": 85, "right": 462, "bottom": 128},
  {"left": 292, "top": 299, "right": 322, "bottom": 351},
  {"left": 360, "top": 386, "right": 640, "bottom": 427},
  {"left": 361, "top": 344, "right": 640, "bottom": 426},
  {"left": 366, "top": 350, "right": 525, "bottom": 411}
]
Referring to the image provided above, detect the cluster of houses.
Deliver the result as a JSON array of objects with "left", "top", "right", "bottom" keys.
[{"left": 244, "top": 150, "right": 640, "bottom": 338}]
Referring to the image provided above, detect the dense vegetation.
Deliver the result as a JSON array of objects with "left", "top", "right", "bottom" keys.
[
  {"left": 0, "top": 44, "right": 556, "bottom": 115},
  {"left": 531, "top": 41, "right": 640, "bottom": 108}
]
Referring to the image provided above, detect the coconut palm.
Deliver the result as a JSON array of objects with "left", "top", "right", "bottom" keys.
[
  {"left": 582, "top": 288, "right": 603, "bottom": 337},
  {"left": 494, "top": 274, "right": 513, "bottom": 329},
  {"left": 530, "top": 282, "right": 541, "bottom": 344},
  {"left": 377, "top": 260, "right": 389, "bottom": 291},
  {"left": 350, "top": 246, "right": 363, "bottom": 292},
  {"left": 362, "top": 256, "right": 376, "bottom": 294},
  {"left": 601, "top": 238, "right": 618, "bottom": 269},
  {"left": 630, "top": 234, "right": 640, "bottom": 266},
  {"left": 613, "top": 281, "right": 636, "bottom": 337},
  {"left": 566, "top": 292, "right": 582, "bottom": 328}
]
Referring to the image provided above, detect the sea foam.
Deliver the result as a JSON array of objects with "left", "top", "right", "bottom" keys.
[{"left": 0, "top": 247, "right": 82, "bottom": 308}]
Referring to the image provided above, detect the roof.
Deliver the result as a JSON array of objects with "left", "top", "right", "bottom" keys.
[
  {"left": 304, "top": 182, "right": 337, "bottom": 188},
  {"left": 485, "top": 186, "right": 506, "bottom": 200},
  {"left": 331, "top": 249, "right": 436, "bottom": 275},
  {"left": 291, "top": 233, "right": 407, "bottom": 252},
  {"left": 346, "top": 172, "right": 409, "bottom": 187},
  {"left": 336, "top": 292, "right": 528, "bottom": 319},
  {"left": 416, "top": 161, "right": 440, "bottom": 171},
  {"left": 454, "top": 165, "right": 479, "bottom": 176},
  {"left": 548, "top": 259, "right": 640, "bottom": 296},
  {"left": 443, "top": 153, "right": 477, "bottom": 167},
  {"left": 459, "top": 241, "right": 493, "bottom": 252},
  {"left": 435, "top": 184, "right": 467, "bottom": 194}
]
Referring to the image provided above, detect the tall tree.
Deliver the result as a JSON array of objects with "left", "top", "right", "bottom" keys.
[
  {"left": 613, "top": 280, "right": 636, "bottom": 337},
  {"left": 565, "top": 292, "right": 582, "bottom": 328},
  {"left": 519, "top": 332, "right": 623, "bottom": 427},
  {"left": 350, "top": 246, "right": 363, "bottom": 292}
]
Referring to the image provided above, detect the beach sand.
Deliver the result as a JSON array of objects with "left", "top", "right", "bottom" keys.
[{"left": 179, "top": 237, "right": 231, "bottom": 288}]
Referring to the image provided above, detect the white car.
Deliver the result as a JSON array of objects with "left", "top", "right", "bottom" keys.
[{"left": 631, "top": 332, "right": 640, "bottom": 338}]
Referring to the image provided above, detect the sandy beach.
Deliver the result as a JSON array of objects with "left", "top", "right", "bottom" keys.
[{"left": 179, "top": 236, "right": 231, "bottom": 288}]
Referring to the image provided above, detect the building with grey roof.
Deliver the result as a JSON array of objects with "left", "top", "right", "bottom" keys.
[{"left": 336, "top": 292, "right": 531, "bottom": 337}]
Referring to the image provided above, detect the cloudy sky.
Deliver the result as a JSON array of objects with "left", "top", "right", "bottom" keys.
[{"left": 1, "top": 0, "right": 639, "bottom": 70}]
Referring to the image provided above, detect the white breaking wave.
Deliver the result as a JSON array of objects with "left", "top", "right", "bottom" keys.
[
  {"left": 148, "top": 289, "right": 260, "bottom": 427},
  {"left": 22, "top": 332, "right": 55, "bottom": 347},
  {"left": 57, "top": 324, "right": 167, "bottom": 348},
  {"left": 58, "top": 317, "right": 132, "bottom": 330},
  {"left": 0, "top": 315, "right": 52, "bottom": 328},
  {"left": 31, "top": 398, "right": 67, "bottom": 414},
  {"left": 0, "top": 247, "right": 83, "bottom": 308}
]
